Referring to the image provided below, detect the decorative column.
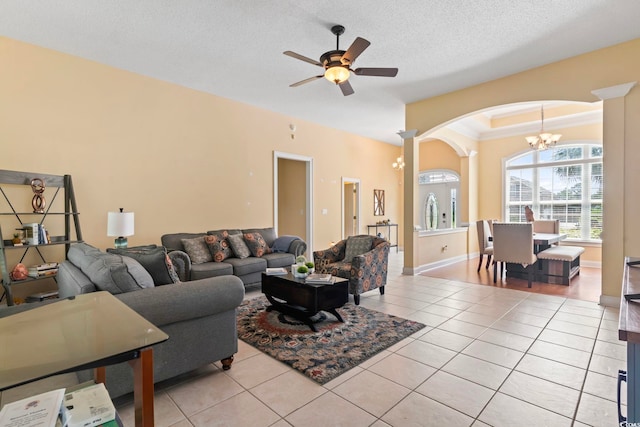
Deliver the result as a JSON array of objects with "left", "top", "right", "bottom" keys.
[
  {"left": 591, "top": 81, "right": 637, "bottom": 306},
  {"left": 402, "top": 134, "right": 419, "bottom": 275}
]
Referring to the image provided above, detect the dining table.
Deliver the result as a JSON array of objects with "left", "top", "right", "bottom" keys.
[
  {"left": 532, "top": 232, "right": 568, "bottom": 253},
  {"left": 502, "top": 232, "right": 569, "bottom": 282}
]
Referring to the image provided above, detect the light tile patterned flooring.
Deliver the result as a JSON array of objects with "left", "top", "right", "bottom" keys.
[{"left": 6, "top": 252, "right": 623, "bottom": 426}]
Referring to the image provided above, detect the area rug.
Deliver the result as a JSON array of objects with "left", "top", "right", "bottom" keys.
[{"left": 236, "top": 296, "right": 426, "bottom": 384}]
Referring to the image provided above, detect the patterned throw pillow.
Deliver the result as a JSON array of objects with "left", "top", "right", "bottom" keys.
[
  {"left": 344, "top": 235, "right": 374, "bottom": 261},
  {"left": 205, "top": 231, "right": 232, "bottom": 262},
  {"left": 165, "top": 254, "right": 181, "bottom": 283},
  {"left": 181, "top": 236, "right": 213, "bottom": 264},
  {"left": 228, "top": 233, "right": 251, "bottom": 259},
  {"left": 243, "top": 232, "right": 272, "bottom": 257}
]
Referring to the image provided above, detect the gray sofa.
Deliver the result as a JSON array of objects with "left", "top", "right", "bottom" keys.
[
  {"left": 19, "top": 242, "right": 246, "bottom": 399},
  {"left": 161, "top": 227, "right": 306, "bottom": 286}
]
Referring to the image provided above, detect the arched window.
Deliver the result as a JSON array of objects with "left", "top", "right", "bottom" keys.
[{"left": 505, "top": 144, "right": 603, "bottom": 241}]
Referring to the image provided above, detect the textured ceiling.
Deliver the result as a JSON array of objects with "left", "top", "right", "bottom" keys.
[{"left": 2, "top": 0, "right": 640, "bottom": 144}]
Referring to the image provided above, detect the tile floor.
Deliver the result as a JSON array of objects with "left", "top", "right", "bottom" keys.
[{"left": 111, "top": 252, "right": 625, "bottom": 427}]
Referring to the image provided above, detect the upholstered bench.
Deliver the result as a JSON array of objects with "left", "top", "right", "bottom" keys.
[{"left": 537, "top": 245, "right": 585, "bottom": 285}]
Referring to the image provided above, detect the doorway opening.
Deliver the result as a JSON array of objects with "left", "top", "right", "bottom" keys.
[
  {"left": 341, "top": 177, "right": 361, "bottom": 239},
  {"left": 273, "top": 151, "right": 313, "bottom": 256}
]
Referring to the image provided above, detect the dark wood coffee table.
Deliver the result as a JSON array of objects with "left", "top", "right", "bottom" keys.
[{"left": 261, "top": 273, "right": 349, "bottom": 332}]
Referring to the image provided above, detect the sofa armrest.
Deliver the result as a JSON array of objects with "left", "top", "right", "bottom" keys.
[
  {"left": 115, "top": 275, "right": 245, "bottom": 327},
  {"left": 313, "top": 240, "right": 347, "bottom": 269},
  {"left": 288, "top": 239, "right": 307, "bottom": 257},
  {"left": 168, "top": 250, "right": 191, "bottom": 282},
  {"left": 57, "top": 261, "right": 97, "bottom": 298}
]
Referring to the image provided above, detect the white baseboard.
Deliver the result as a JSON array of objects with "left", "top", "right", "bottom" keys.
[
  {"left": 581, "top": 260, "right": 601, "bottom": 269},
  {"left": 400, "top": 253, "right": 601, "bottom": 276},
  {"left": 599, "top": 294, "right": 620, "bottom": 307},
  {"left": 403, "top": 254, "right": 470, "bottom": 276}
]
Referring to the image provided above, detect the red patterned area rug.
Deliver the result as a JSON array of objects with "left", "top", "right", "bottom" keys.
[{"left": 236, "top": 296, "right": 426, "bottom": 384}]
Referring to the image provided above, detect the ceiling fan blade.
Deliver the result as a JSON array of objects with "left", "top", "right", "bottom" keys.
[
  {"left": 341, "top": 37, "right": 370, "bottom": 65},
  {"left": 290, "top": 75, "right": 323, "bottom": 87},
  {"left": 283, "top": 51, "right": 323, "bottom": 67},
  {"left": 339, "top": 80, "right": 354, "bottom": 96},
  {"left": 354, "top": 67, "right": 398, "bottom": 77}
]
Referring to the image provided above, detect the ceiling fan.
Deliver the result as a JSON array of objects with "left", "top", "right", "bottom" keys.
[{"left": 284, "top": 25, "right": 398, "bottom": 96}]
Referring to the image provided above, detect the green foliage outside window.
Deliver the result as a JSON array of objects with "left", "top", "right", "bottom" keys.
[{"left": 505, "top": 144, "right": 603, "bottom": 241}]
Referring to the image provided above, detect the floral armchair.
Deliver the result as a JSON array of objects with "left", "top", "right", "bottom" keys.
[{"left": 313, "top": 235, "right": 390, "bottom": 305}]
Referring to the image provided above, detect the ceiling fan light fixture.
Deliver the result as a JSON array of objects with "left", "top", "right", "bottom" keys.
[
  {"left": 324, "top": 65, "right": 350, "bottom": 84},
  {"left": 284, "top": 25, "right": 397, "bottom": 95}
]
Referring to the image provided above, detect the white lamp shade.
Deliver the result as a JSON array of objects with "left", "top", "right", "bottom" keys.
[{"left": 107, "top": 211, "right": 135, "bottom": 237}]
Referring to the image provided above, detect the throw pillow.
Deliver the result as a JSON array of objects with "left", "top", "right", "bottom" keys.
[
  {"left": 204, "top": 231, "right": 232, "bottom": 262},
  {"left": 68, "top": 243, "right": 154, "bottom": 294},
  {"left": 181, "top": 236, "right": 213, "bottom": 264},
  {"left": 108, "top": 245, "right": 180, "bottom": 285},
  {"left": 243, "top": 232, "right": 272, "bottom": 257},
  {"left": 344, "top": 235, "right": 374, "bottom": 261},
  {"left": 228, "top": 233, "right": 251, "bottom": 259}
]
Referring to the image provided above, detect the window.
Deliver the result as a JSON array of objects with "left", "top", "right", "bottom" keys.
[{"left": 505, "top": 144, "right": 603, "bottom": 240}]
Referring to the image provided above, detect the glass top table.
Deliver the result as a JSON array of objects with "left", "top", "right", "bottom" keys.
[{"left": 0, "top": 291, "right": 168, "bottom": 426}]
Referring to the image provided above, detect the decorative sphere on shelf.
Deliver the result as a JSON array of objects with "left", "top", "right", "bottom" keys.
[{"left": 10, "top": 263, "right": 28, "bottom": 281}]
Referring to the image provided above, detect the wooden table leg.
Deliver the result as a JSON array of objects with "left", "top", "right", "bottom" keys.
[
  {"left": 129, "top": 348, "right": 154, "bottom": 427},
  {"left": 94, "top": 366, "right": 106, "bottom": 384}
]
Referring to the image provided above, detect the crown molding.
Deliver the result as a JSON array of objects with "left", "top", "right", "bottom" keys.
[
  {"left": 445, "top": 109, "right": 602, "bottom": 141},
  {"left": 591, "top": 81, "right": 637, "bottom": 100}
]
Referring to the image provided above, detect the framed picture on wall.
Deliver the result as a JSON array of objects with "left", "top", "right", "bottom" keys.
[{"left": 374, "top": 189, "right": 385, "bottom": 216}]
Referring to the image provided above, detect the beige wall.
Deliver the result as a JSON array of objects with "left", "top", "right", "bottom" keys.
[
  {"left": 406, "top": 38, "right": 640, "bottom": 301},
  {"left": 419, "top": 139, "right": 460, "bottom": 172},
  {"left": 0, "top": 38, "right": 402, "bottom": 262},
  {"left": 417, "top": 230, "right": 468, "bottom": 266}
]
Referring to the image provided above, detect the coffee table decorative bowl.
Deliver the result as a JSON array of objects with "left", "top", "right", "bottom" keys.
[{"left": 261, "top": 272, "right": 348, "bottom": 332}]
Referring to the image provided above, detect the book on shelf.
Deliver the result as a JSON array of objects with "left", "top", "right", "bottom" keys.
[
  {"left": 0, "top": 388, "right": 65, "bottom": 427},
  {"left": 27, "top": 269, "right": 58, "bottom": 278},
  {"left": 23, "top": 223, "right": 39, "bottom": 246},
  {"left": 305, "top": 273, "right": 333, "bottom": 284},
  {"left": 265, "top": 267, "right": 287, "bottom": 276},
  {"left": 28, "top": 262, "right": 59, "bottom": 278},
  {"left": 21, "top": 223, "right": 51, "bottom": 246},
  {"left": 31, "top": 262, "right": 59, "bottom": 271}
]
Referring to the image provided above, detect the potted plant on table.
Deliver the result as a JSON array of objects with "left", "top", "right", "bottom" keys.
[
  {"left": 293, "top": 255, "right": 312, "bottom": 278},
  {"left": 294, "top": 264, "right": 309, "bottom": 278}
]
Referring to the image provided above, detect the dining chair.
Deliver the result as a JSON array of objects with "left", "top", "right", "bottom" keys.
[
  {"left": 533, "top": 219, "right": 561, "bottom": 249},
  {"left": 492, "top": 222, "right": 538, "bottom": 288},
  {"left": 476, "top": 220, "right": 493, "bottom": 272},
  {"left": 533, "top": 219, "right": 560, "bottom": 234}
]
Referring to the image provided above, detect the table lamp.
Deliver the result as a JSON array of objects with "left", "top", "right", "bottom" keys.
[{"left": 107, "top": 208, "right": 134, "bottom": 248}]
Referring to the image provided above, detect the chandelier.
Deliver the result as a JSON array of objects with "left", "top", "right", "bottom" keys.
[
  {"left": 526, "top": 105, "right": 561, "bottom": 151},
  {"left": 392, "top": 155, "right": 405, "bottom": 170}
]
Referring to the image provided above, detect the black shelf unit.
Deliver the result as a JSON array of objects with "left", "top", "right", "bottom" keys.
[
  {"left": 367, "top": 223, "right": 399, "bottom": 253},
  {"left": 0, "top": 170, "right": 83, "bottom": 306}
]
